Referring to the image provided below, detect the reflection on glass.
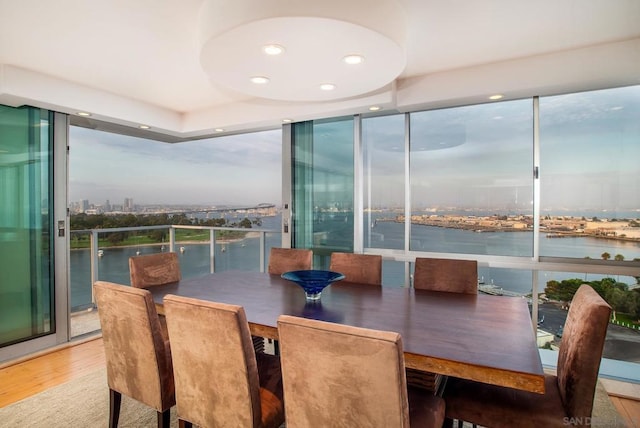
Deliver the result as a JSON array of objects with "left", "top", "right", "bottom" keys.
[
  {"left": 292, "top": 118, "right": 355, "bottom": 259},
  {"left": 363, "top": 114, "right": 405, "bottom": 250},
  {"left": 0, "top": 106, "right": 54, "bottom": 347},
  {"left": 409, "top": 100, "right": 534, "bottom": 256},
  {"left": 540, "top": 86, "right": 640, "bottom": 262}
]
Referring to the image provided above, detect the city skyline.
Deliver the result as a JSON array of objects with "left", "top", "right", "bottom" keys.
[{"left": 69, "top": 126, "right": 282, "bottom": 206}]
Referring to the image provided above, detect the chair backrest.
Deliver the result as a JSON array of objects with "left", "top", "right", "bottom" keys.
[
  {"left": 329, "top": 252, "right": 382, "bottom": 286},
  {"left": 129, "top": 252, "right": 181, "bottom": 288},
  {"left": 163, "top": 294, "right": 263, "bottom": 427},
  {"left": 277, "top": 315, "right": 410, "bottom": 427},
  {"left": 267, "top": 247, "right": 313, "bottom": 275},
  {"left": 93, "top": 281, "right": 174, "bottom": 412},
  {"left": 413, "top": 257, "right": 478, "bottom": 294},
  {"left": 557, "top": 284, "right": 611, "bottom": 421}
]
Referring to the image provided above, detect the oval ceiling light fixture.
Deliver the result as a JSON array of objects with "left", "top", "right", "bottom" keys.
[
  {"left": 368, "top": 106, "right": 381, "bottom": 111},
  {"left": 343, "top": 54, "right": 365, "bottom": 65},
  {"left": 76, "top": 111, "right": 91, "bottom": 117},
  {"left": 138, "top": 125, "right": 150, "bottom": 129},
  {"left": 198, "top": 0, "right": 406, "bottom": 101},
  {"left": 282, "top": 118, "right": 293, "bottom": 123},
  {"left": 214, "top": 128, "right": 225, "bottom": 132},
  {"left": 263, "top": 44, "right": 285, "bottom": 55},
  {"left": 489, "top": 94, "right": 504, "bottom": 100},
  {"left": 320, "top": 83, "right": 336, "bottom": 91},
  {"left": 250, "top": 76, "right": 270, "bottom": 84}
]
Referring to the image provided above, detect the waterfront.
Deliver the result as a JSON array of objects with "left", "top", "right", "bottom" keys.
[{"left": 70, "top": 212, "right": 640, "bottom": 310}]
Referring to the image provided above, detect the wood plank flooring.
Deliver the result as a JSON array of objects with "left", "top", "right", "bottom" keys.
[
  {"left": 0, "top": 336, "right": 105, "bottom": 408},
  {"left": 0, "top": 337, "right": 639, "bottom": 427}
]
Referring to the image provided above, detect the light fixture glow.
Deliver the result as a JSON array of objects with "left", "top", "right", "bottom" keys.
[
  {"left": 320, "top": 83, "right": 336, "bottom": 91},
  {"left": 139, "top": 125, "right": 150, "bottom": 129},
  {"left": 489, "top": 94, "right": 504, "bottom": 100},
  {"left": 282, "top": 119, "right": 293, "bottom": 123},
  {"left": 215, "top": 128, "right": 224, "bottom": 132},
  {"left": 343, "top": 54, "right": 365, "bottom": 65},
  {"left": 263, "top": 44, "right": 285, "bottom": 55},
  {"left": 77, "top": 111, "right": 91, "bottom": 117},
  {"left": 368, "top": 106, "right": 381, "bottom": 111},
  {"left": 250, "top": 76, "right": 270, "bottom": 84}
]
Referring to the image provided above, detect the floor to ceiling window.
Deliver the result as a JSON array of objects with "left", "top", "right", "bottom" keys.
[
  {"left": 0, "top": 105, "right": 55, "bottom": 348},
  {"left": 292, "top": 117, "right": 355, "bottom": 267},
  {"left": 68, "top": 126, "right": 282, "bottom": 337},
  {"left": 292, "top": 84, "right": 640, "bottom": 368},
  {"left": 409, "top": 99, "right": 534, "bottom": 257}
]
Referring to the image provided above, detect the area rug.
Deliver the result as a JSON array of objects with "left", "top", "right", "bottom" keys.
[
  {"left": 0, "top": 368, "right": 626, "bottom": 427},
  {"left": 0, "top": 369, "right": 177, "bottom": 427}
]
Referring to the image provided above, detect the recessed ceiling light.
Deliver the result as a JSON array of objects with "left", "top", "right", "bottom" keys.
[
  {"left": 368, "top": 106, "right": 381, "bottom": 111},
  {"left": 343, "top": 54, "right": 365, "bottom": 65},
  {"left": 282, "top": 119, "right": 293, "bottom": 123},
  {"left": 250, "top": 76, "right": 270, "bottom": 84},
  {"left": 139, "top": 125, "right": 150, "bottom": 129},
  {"left": 263, "top": 44, "right": 285, "bottom": 55},
  {"left": 215, "top": 128, "right": 224, "bottom": 132},
  {"left": 489, "top": 94, "right": 504, "bottom": 100},
  {"left": 77, "top": 112, "right": 91, "bottom": 117},
  {"left": 320, "top": 83, "right": 336, "bottom": 91}
]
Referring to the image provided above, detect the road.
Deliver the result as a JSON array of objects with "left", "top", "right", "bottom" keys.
[{"left": 536, "top": 302, "right": 640, "bottom": 363}]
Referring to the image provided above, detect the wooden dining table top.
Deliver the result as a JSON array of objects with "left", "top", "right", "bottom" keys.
[{"left": 149, "top": 270, "right": 545, "bottom": 394}]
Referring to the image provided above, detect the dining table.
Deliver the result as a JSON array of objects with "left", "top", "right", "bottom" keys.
[{"left": 149, "top": 270, "right": 545, "bottom": 394}]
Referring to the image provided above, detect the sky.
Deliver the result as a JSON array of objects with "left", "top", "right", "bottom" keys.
[
  {"left": 69, "top": 127, "right": 282, "bottom": 207},
  {"left": 69, "top": 85, "right": 640, "bottom": 214}
]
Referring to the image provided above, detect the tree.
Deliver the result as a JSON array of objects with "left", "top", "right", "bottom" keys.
[
  {"left": 544, "top": 279, "right": 582, "bottom": 303},
  {"left": 601, "top": 252, "right": 611, "bottom": 260},
  {"left": 614, "top": 254, "right": 625, "bottom": 261},
  {"left": 238, "top": 217, "right": 252, "bottom": 228}
]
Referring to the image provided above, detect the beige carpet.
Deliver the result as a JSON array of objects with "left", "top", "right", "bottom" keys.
[
  {"left": 0, "top": 368, "right": 626, "bottom": 427},
  {"left": 0, "top": 369, "right": 177, "bottom": 427}
]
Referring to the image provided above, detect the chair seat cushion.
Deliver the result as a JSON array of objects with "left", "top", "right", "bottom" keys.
[
  {"left": 444, "top": 374, "right": 569, "bottom": 428},
  {"left": 407, "top": 386, "right": 445, "bottom": 427}
]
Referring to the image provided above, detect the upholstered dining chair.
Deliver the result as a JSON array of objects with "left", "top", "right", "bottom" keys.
[
  {"left": 93, "top": 281, "right": 175, "bottom": 428},
  {"left": 163, "top": 294, "right": 285, "bottom": 428},
  {"left": 267, "top": 247, "right": 313, "bottom": 275},
  {"left": 329, "top": 252, "right": 382, "bottom": 286},
  {"left": 277, "top": 315, "right": 445, "bottom": 427},
  {"left": 413, "top": 257, "right": 478, "bottom": 294},
  {"left": 129, "top": 252, "right": 181, "bottom": 344},
  {"left": 443, "top": 284, "right": 612, "bottom": 428},
  {"left": 129, "top": 252, "right": 181, "bottom": 288}
]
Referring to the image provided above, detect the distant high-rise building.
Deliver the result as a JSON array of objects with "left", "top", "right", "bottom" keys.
[
  {"left": 105, "top": 199, "right": 111, "bottom": 212},
  {"left": 81, "top": 199, "right": 89, "bottom": 213},
  {"left": 124, "top": 197, "right": 133, "bottom": 212}
]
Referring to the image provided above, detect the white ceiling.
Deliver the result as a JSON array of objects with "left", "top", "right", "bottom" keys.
[{"left": 1, "top": 0, "right": 639, "bottom": 141}]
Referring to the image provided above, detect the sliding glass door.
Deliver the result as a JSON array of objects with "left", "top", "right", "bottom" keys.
[{"left": 0, "top": 105, "right": 65, "bottom": 356}]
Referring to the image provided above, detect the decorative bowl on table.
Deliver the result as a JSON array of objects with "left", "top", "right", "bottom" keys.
[{"left": 281, "top": 270, "right": 345, "bottom": 301}]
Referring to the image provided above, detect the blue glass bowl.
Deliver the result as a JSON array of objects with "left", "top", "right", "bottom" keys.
[{"left": 281, "top": 270, "right": 345, "bottom": 301}]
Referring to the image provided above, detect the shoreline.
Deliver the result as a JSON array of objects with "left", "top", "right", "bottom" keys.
[{"left": 70, "top": 231, "right": 261, "bottom": 251}]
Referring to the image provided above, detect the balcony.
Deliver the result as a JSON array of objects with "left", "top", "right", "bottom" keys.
[{"left": 69, "top": 224, "right": 281, "bottom": 337}]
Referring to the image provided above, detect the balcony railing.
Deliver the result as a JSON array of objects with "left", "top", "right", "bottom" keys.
[{"left": 70, "top": 224, "right": 281, "bottom": 311}]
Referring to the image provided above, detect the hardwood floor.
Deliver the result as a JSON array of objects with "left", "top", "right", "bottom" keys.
[
  {"left": 0, "top": 337, "right": 639, "bottom": 427},
  {"left": 0, "top": 336, "right": 105, "bottom": 408}
]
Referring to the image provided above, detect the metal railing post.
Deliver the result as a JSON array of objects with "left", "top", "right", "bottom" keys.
[
  {"left": 210, "top": 229, "right": 216, "bottom": 273},
  {"left": 169, "top": 227, "right": 175, "bottom": 252},
  {"left": 260, "top": 231, "right": 266, "bottom": 272},
  {"left": 90, "top": 230, "right": 99, "bottom": 303}
]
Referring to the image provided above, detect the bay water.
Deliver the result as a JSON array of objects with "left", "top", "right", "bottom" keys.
[{"left": 70, "top": 213, "right": 640, "bottom": 311}]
